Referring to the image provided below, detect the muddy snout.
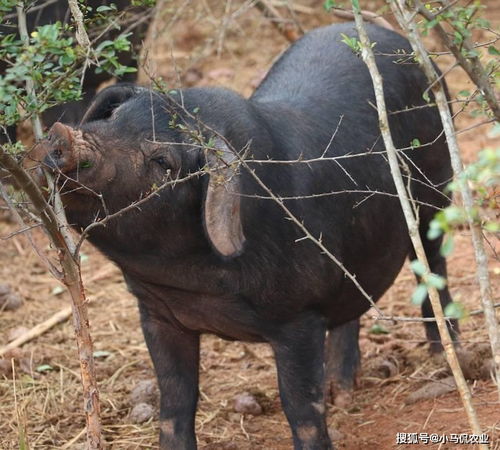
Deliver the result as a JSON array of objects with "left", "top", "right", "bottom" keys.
[
  {"left": 23, "top": 122, "right": 79, "bottom": 189},
  {"left": 39, "top": 122, "right": 78, "bottom": 174}
]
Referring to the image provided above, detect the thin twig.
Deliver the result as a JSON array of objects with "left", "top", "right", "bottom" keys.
[
  {"left": 394, "top": 0, "right": 500, "bottom": 403},
  {"left": 67, "top": 0, "right": 91, "bottom": 50},
  {"left": 353, "top": 4, "right": 485, "bottom": 442},
  {"left": 0, "top": 307, "right": 72, "bottom": 358},
  {"left": 414, "top": 0, "right": 499, "bottom": 121},
  {"left": 371, "top": 302, "right": 500, "bottom": 323},
  {"left": 254, "top": 0, "right": 300, "bottom": 42}
]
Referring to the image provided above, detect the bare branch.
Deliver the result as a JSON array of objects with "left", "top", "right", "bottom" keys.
[
  {"left": 254, "top": 0, "right": 300, "bottom": 42},
  {"left": 353, "top": 5, "right": 485, "bottom": 441},
  {"left": 394, "top": 0, "right": 500, "bottom": 403},
  {"left": 414, "top": 0, "right": 499, "bottom": 121},
  {"left": 67, "top": 0, "right": 91, "bottom": 50}
]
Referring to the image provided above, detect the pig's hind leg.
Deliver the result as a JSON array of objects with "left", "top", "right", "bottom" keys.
[{"left": 324, "top": 319, "right": 361, "bottom": 408}]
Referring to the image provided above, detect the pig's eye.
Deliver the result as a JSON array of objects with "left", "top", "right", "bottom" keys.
[{"left": 151, "top": 155, "right": 169, "bottom": 170}]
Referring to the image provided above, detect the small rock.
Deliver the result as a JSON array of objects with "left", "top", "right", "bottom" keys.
[
  {"left": 0, "top": 285, "right": 23, "bottom": 311},
  {"left": 405, "top": 376, "right": 456, "bottom": 405},
  {"left": 366, "top": 356, "right": 399, "bottom": 379},
  {"left": 182, "top": 68, "right": 203, "bottom": 87},
  {"left": 129, "top": 379, "right": 159, "bottom": 405},
  {"left": 233, "top": 392, "right": 263, "bottom": 415},
  {"left": 227, "top": 412, "right": 241, "bottom": 423},
  {"left": 456, "top": 348, "right": 493, "bottom": 380},
  {"left": 0, "top": 359, "right": 12, "bottom": 378},
  {"left": 328, "top": 427, "right": 345, "bottom": 441},
  {"left": 129, "top": 402, "right": 155, "bottom": 424},
  {"left": 8, "top": 326, "right": 29, "bottom": 342}
]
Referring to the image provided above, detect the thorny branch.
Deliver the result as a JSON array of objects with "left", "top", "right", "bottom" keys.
[
  {"left": 0, "top": 1, "right": 103, "bottom": 448},
  {"left": 67, "top": 0, "right": 91, "bottom": 50},
  {"left": 393, "top": 0, "right": 500, "bottom": 403},
  {"left": 414, "top": 0, "right": 500, "bottom": 121},
  {"left": 73, "top": 168, "right": 203, "bottom": 256},
  {"left": 353, "top": 4, "right": 485, "bottom": 442},
  {"left": 0, "top": 181, "right": 61, "bottom": 279}
]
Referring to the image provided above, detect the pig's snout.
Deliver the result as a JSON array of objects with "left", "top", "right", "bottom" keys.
[
  {"left": 43, "top": 146, "right": 76, "bottom": 173},
  {"left": 35, "top": 122, "right": 78, "bottom": 174}
]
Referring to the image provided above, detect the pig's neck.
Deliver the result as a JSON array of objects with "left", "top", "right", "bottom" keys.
[{"left": 71, "top": 205, "right": 234, "bottom": 294}]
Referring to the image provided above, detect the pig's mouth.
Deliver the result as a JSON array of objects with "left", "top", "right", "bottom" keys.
[{"left": 28, "top": 122, "right": 99, "bottom": 196}]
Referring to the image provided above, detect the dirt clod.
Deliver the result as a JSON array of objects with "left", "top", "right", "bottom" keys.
[
  {"left": 0, "top": 359, "right": 12, "bottom": 378},
  {"left": 233, "top": 391, "right": 263, "bottom": 415},
  {"left": 365, "top": 356, "right": 399, "bottom": 379},
  {"left": 405, "top": 376, "right": 456, "bottom": 405},
  {"left": 328, "top": 427, "right": 345, "bottom": 441},
  {"left": 0, "top": 285, "right": 23, "bottom": 311},
  {"left": 129, "top": 402, "right": 155, "bottom": 424},
  {"left": 129, "top": 378, "right": 159, "bottom": 405},
  {"left": 456, "top": 347, "right": 494, "bottom": 380}
]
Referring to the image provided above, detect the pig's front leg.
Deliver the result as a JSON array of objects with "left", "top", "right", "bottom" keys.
[
  {"left": 270, "top": 313, "right": 333, "bottom": 450},
  {"left": 139, "top": 302, "right": 200, "bottom": 450}
]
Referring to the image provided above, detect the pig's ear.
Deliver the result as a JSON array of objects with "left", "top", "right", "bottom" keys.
[
  {"left": 204, "top": 138, "right": 246, "bottom": 257},
  {"left": 81, "top": 84, "right": 145, "bottom": 124}
]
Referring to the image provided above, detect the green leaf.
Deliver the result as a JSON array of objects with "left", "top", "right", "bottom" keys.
[
  {"left": 323, "top": 0, "right": 337, "bottom": 10},
  {"left": 96, "top": 5, "right": 114, "bottom": 12},
  {"left": 426, "top": 273, "right": 446, "bottom": 290},
  {"left": 411, "top": 284, "right": 428, "bottom": 306},
  {"left": 427, "top": 221, "right": 443, "bottom": 240},
  {"left": 443, "top": 206, "right": 465, "bottom": 225},
  {"left": 369, "top": 323, "right": 390, "bottom": 335},
  {"left": 444, "top": 302, "right": 466, "bottom": 320},
  {"left": 79, "top": 160, "right": 92, "bottom": 169},
  {"left": 484, "top": 221, "right": 499, "bottom": 233},
  {"left": 410, "top": 259, "right": 426, "bottom": 277},
  {"left": 340, "top": 33, "right": 361, "bottom": 54},
  {"left": 487, "top": 45, "right": 499, "bottom": 56},
  {"left": 440, "top": 234, "right": 454, "bottom": 257},
  {"left": 36, "top": 364, "right": 53, "bottom": 373}
]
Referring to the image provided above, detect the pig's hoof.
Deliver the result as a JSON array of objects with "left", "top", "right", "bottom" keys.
[
  {"left": 332, "top": 388, "right": 353, "bottom": 408},
  {"left": 326, "top": 380, "right": 354, "bottom": 408}
]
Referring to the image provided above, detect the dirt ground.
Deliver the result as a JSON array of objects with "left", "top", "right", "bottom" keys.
[{"left": 1, "top": 0, "right": 499, "bottom": 449}]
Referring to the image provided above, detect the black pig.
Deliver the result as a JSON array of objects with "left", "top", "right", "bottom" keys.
[{"left": 32, "top": 23, "right": 457, "bottom": 449}]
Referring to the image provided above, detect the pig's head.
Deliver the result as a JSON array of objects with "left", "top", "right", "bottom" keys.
[{"left": 30, "top": 84, "right": 246, "bottom": 257}]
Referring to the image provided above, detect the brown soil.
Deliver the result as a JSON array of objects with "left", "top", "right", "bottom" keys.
[{"left": 1, "top": 1, "right": 499, "bottom": 449}]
